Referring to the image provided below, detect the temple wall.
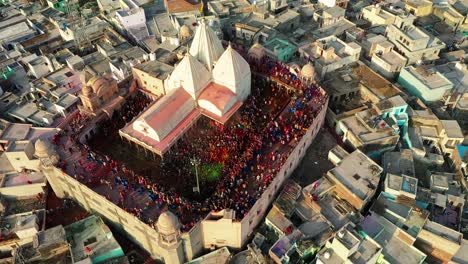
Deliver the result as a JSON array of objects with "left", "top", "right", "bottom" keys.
[
  {"left": 45, "top": 167, "right": 165, "bottom": 261},
  {"left": 43, "top": 93, "right": 329, "bottom": 264}
]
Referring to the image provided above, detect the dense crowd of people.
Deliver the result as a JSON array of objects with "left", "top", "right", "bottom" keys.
[{"left": 54, "top": 55, "right": 327, "bottom": 232}]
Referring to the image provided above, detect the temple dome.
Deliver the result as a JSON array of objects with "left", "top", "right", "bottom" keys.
[
  {"left": 179, "top": 25, "right": 192, "bottom": 39},
  {"left": 34, "top": 139, "right": 50, "bottom": 157},
  {"left": 248, "top": 43, "right": 266, "bottom": 60},
  {"left": 157, "top": 211, "right": 180, "bottom": 234},
  {"left": 166, "top": 53, "right": 211, "bottom": 98},
  {"left": 301, "top": 63, "right": 315, "bottom": 79},
  {"left": 86, "top": 75, "right": 113, "bottom": 96},
  {"left": 212, "top": 44, "right": 251, "bottom": 100},
  {"left": 189, "top": 19, "right": 224, "bottom": 70}
]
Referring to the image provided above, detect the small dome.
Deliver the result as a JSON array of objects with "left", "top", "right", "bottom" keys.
[
  {"left": 248, "top": 43, "right": 266, "bottom": 60},
  {"left": 87, "top": 75, "right": 112, "bottom": 95},
  {"left": 35, "top": 139, "right": 49, "bottom": 157},
  {"left": 82, "top": 85, "right": 93, "bottom": 96},
  {"left": 180, "top": 25, "right": 192, "bottom": 39},
  {"left": 301, "top": 63, "right": 315, "bottom": 79},
  {"left": 157, "top": 211, "right": 180, "bottom": 234}
]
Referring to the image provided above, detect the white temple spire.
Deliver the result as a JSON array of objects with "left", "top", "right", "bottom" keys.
[
  {"left": 189, "top": 19, "right": 224, "bottom": 71},
  {"left": 166, "top": 52, "right": 211, "bottom": 98}
]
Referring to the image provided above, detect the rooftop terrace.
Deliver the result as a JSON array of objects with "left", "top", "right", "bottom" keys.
[
  {"left": 328, "top": 150, "right": 382, "bottom": 201},
  {"left": 406, "top": 66, "right": 453, "bottom": 90}
]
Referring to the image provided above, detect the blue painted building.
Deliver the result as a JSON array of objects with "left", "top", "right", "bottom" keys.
[
  {"left": 263, "top": 38, "right": 297, "bottom": 62},
  {"left": 398, "top": 66, "right": 453, "bottom": 103}
]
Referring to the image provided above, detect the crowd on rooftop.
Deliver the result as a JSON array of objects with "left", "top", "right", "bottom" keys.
[{"left": 52, "top": 57, "right": 327, "bottom": 232}]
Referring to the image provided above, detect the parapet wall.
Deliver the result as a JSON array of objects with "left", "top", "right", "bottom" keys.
[
  {"left": 47, "top": 167, "right": 163, "bottom": 258},
  {"left": 239, "top": 95, "right": 329, "bottom": 245}
]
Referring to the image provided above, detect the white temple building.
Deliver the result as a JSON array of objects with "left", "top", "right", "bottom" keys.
[{"left": 120, "top": 20, "right": 251, "bottom": 156}]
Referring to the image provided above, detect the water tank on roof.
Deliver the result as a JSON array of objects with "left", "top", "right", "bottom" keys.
[
  {"left": 149, "top": 53, "right": 156, "bottom": 61},
  {"left": 324, "top": 251, "right": 331, "bottom": 259},
  {"left": 338, "top": 230, "right": 345, "bottom": 238}
]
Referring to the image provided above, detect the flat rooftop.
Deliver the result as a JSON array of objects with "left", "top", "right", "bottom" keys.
[
  {"left": 0, "top": 171, "right": 45, "bottom": 188},
  {"left": 64, "top": 215, "right": 123, "bottom": 263},
  {"left": 329, "top": 150, "right": 382, "bottom": 201},
  {"left": 361, "top": 215, "right": 427, "bottom": 264},
  {"left": 324, "top": 63, "right": 400, "bottom": 101},
  {"left": 134, "top": 60, "right": 174, "bottom": 79},
  {"left": 406, "top": 66, "right": 453, "bottom": 90},
  {"left": 2, "top": 196, "right": 46, "bottom": 216},
  {"left": 378, "top": 50, "right": 407, "bottom": 66},
  {"left": 383, "top": 150, "right": 415, "bottom": 177}
]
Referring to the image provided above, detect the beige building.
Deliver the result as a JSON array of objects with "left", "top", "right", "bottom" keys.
[
  {"left": 326, "top": 148, "right": 383, "bottom": 211},
  {"left": 408, "top": 109, "right": 464, "bottom": 159},
  {"left": 433, "top": 4, "right": 467, "bottom": 32},
  {"left": 336, "top": 96, "right": 406, "bottom": 158},
  {"left": 361, "top": 4, "right": 415, "bottom": 26},
  {"left": 415, "top": 220, "right": 463, "bottom": 263},
  {"left": 132, "top": 59, "right": 174, "bottom": 97},
  {"left": 362, "top": 34, "right": 407, "bottom": 79},
  {"left": 385, "top": 23, "right": 445, "bottom": 65},
  {"left": 323, "top": 63, "right": 404, "bottom": 131},
  {"left": 405, "top": 0, "right": 433, "bottom": 17},
  {"left": 299, "top": 36, "right": 361, "bottom": 79}
]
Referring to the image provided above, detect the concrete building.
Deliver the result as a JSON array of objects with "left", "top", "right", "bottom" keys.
[
  {"left": 132, "top": 59, "right": 174, "bottom": 97},
  {"left": 415, "top": 220, "right": 463, "bottom": 263},
  {"left": 324, "top": 63, "right": 403, "bottom": 130},
  {"left": 433, "top": 4, "right": 467, "bottom": 32},
  {"left": 64, "top": 215, "right": 126, "bottom": 263},
  {"left": 22, "top": 54, "right": 54, "bottom": 79},
  {"left": 361, "top": 196, "right": 428, "bottom": 264},
  {"left": 164, "top": 0, "right": 202, "bottom": 17},
  {"left": 385, "top": 23, "right": 445, "bottom": 65},
  {"left": 336, "top": 95, "right": 407, "bottom": 158},
  {"left": 408, "top": 108, "right": 464, "bottom": 160},
  {"left": 263, "top": 38, "right": 296, "bottom": 62},
  {"left": 9, "top": 215, "right": 128, "bottom": 263},
  {"left": 382, "top": 150, "right": 418, "bottom": 200},
  {"left": 405, "top": 0, "right": 433, "bottom": 17},
  {"left": 361, "top": 4, "right": 415, "bottom": 27},
  {"left": 299, "top": 36, "right": 361, "bottom": 79},
  {"left": 315, "top": 222, "right": 382, "bottom": 264},
  {"left": 313, "top": 6, "right": 346, "bottom": 28},
  {"left": 56, "top": 17, "right": 111, "bottom": 48},
  {"left": 318, "top": 0, "right": 348, "bottom": 8},
  {"left": 398, "top": 66, "right": 453, "bottom": 103},
  {"left": 362, "top": 34, "right": 407, "bottom": 79},
  {"left": 325, "top": 148, "right": 383, "bottom": 211}
]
